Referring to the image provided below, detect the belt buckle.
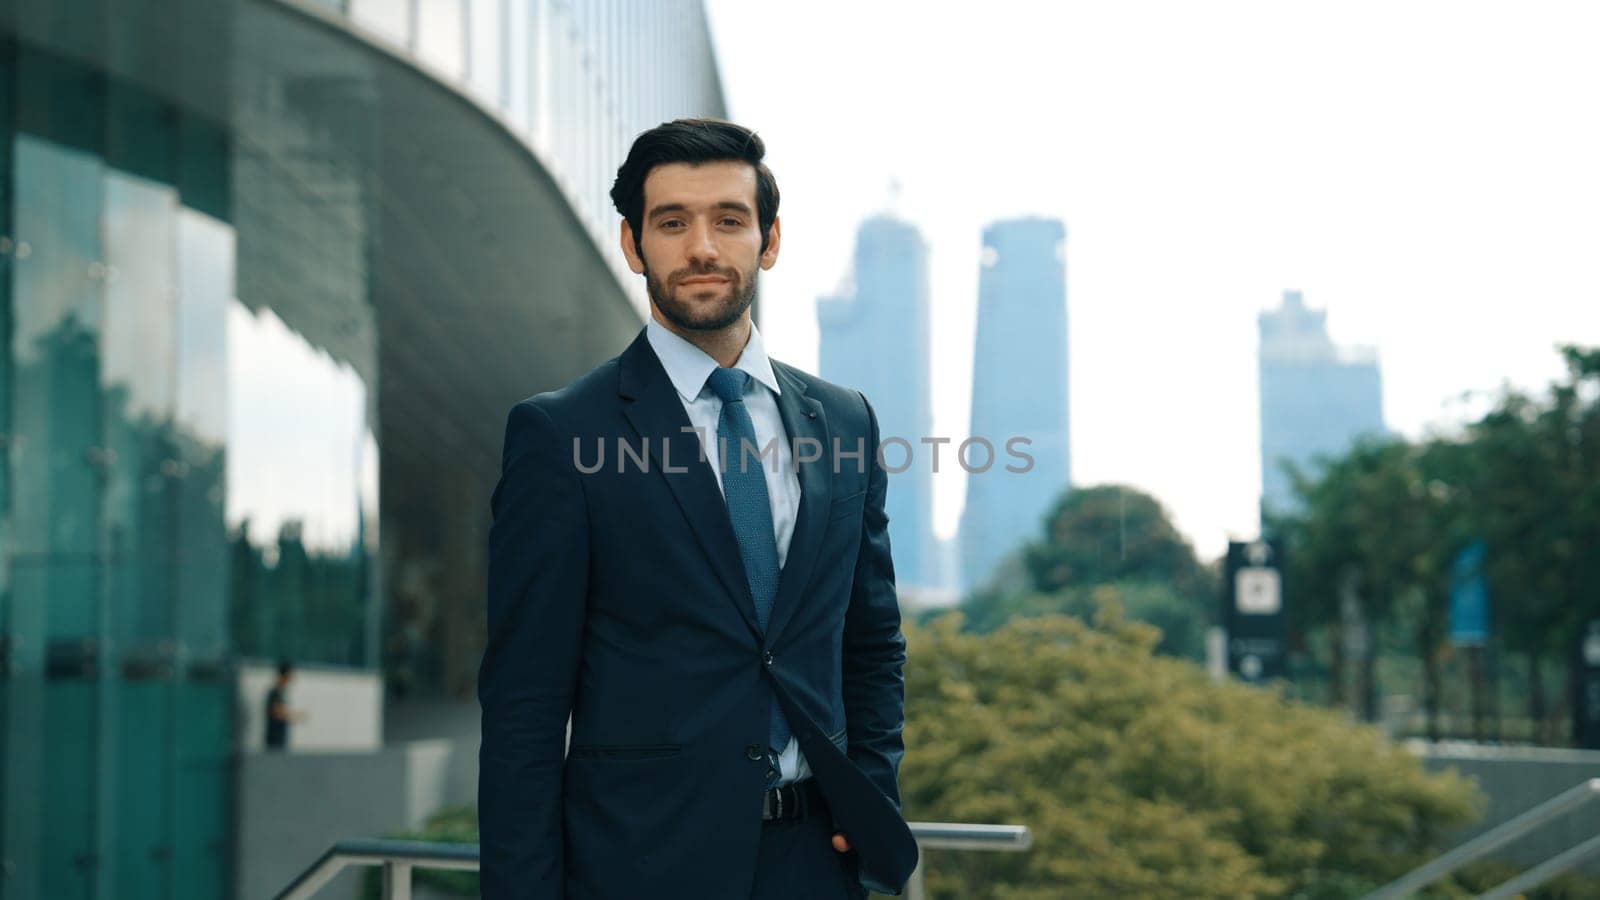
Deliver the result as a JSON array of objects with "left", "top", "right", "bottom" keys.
[{"left": 762, "top": 783, "right": 800, "bottom": 821}]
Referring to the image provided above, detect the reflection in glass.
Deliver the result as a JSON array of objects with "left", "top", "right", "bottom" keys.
[
  {"left": 11, "top": 130, "right": 106, "bottom": 900},
  {"left": 175, "top": 208, "right": 233, "bottom": 660},
  {"left": 11, "top": 134, "right": 105, "bottom": 641},
  {"left": 3, "top": 42, "right": 381, "bottom": 900},
  {"left": 101, "top": 171, "right": 179, "bottom": 647},
  {"left": 227, "top": 302, "right": 375, "bottom": 666}
]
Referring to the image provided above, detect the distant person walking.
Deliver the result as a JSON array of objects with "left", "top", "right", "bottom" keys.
[{"left": 264, "top": 660, "right": 308, "bottom": 750}]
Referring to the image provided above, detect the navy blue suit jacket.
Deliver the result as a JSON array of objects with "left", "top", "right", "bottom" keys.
[{"left": 478, "top": 330, "right": 917, "bottom": 899}]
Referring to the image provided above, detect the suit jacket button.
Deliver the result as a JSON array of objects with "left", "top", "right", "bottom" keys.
[
  {"left": 763, "top": 651, "right": 774, "bottom": 667},
  {"left": 746, "top": 743, "right": 763, "bottom": 761}
]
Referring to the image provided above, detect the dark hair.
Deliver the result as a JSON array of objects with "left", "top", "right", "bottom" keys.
[
  {"left": 610, "top": 117, "right": 780, "bottom": 256},
  {"left": 277, "top": 660, "right": 293, "bottom": 678}
]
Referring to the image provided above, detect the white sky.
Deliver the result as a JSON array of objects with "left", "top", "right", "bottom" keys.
[{"left": 703, "top": 0, "right": 1600, "bottom": 560}]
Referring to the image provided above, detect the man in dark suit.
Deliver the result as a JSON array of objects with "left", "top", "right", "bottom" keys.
[{"left": 478, "top": 118, "right": 918, "bottom": 899}]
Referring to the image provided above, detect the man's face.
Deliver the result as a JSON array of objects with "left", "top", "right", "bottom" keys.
[{"left": 620, "top": 160, "right": 781, "bottom": 332}]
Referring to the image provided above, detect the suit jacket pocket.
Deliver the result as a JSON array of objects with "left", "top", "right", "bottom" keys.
[
  {"left": 567, "top": 743, "right": 681, "bottom": 761},
  {"left": 827, "top": 726, "right": 848, "bottom": 752},
  {"left": 828, "top": 490, "right": 866, "bottom": 522}
]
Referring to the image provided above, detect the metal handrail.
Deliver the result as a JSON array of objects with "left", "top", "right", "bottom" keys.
[
  {"left": 1362, "top": 778, "right": 1600, "bottom": 900},
  {"left": 905, "top": 823, "right": 1032, "bottom": 899},
  {"left": 274, "top": 822, "right": 1032, "bottom": 900},
  {"left": 1475, "top": 832, "right": 1600, "bottom": 900},
  {"left": 274, "top": 839, "right": 479, "bottom": 900}
]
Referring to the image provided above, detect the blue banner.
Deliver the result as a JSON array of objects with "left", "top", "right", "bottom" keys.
[{"left": 1449, "top": 540, "right": 1489, "bottom": 647}]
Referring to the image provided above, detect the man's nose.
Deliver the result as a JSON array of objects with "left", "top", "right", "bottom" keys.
[{"left": 686, "top": 220, "right": 719, "bottom": 264}]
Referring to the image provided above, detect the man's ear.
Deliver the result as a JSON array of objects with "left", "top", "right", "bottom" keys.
[
  {"left": 760, "top": 215, "right": 781, "bottom": 270},
  {"left": 620, "top": 219, "right": 645, "bottom": 274}
]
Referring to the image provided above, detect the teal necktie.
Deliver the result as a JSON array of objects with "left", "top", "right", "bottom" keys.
[{"left": 706, "top": 367, "right": 792, "bottom": 786}]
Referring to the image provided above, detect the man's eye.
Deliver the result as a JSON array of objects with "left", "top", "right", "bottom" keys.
[
  {"left": 660, "top": 220, "right": 684, "bottom": 229},
  {"left": 720, "top": 218, "right": 743, "bottom": 227}
]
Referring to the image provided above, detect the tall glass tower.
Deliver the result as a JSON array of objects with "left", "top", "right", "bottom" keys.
[
  {"left": 818, "top": 215, "right": 939, "bottom": 590},
  {"left": 960, "top": 217, "right": 1071, "bottom": 592},
  {"left": 1258, "top": 289, "right": 1386, "bottom": 523}
]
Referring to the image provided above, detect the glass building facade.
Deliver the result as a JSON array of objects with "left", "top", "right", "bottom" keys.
[
  {"left": 0, "top": 0, "right": 726, "bottom": 896},
  {"left": 332, "top": 0, "right": 726, "bottom": 318},
  {"left": 0, "top": 42, "right": 379, "bottom": 900}
]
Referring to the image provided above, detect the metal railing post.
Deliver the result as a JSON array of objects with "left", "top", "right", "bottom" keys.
[
  {"left": 1364, "top": 778, "right": 1600, "bottom": 900},
  {"left": 382, "top": 860, "right": 412, "bottom": 900},
  {"left": 1475, "top": 833, "right": 1600, "bottom": 900},
  {"left": 905, "top": 856, "right": 927, "bottom": 900}
]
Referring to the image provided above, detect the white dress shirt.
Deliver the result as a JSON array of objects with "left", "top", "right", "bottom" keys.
[{"left": 645, "top": 316, "right": 813, "bottom": 785}]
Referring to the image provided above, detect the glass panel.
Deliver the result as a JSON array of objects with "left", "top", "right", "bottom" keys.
[
  {"left": 111, "top": 677, "right": 170, "bottom": 900},
  {"left": 171, "top": 675, "right": 231, "bottom": 900},
  {"left": 13, "top": 132, "right": 104, "bottom": 900},
  {"left": 226, "top": 302, "right": 372, "bottom": 666},
  {"left": 101, "top": 171, "right": 178, "bottom": 646},
  {"left": 0, "top": 47, "right": 16, "bottom": 859},
  {"left": 100, "top": 169, "right": 179, "bottom": 900},
  {"left": 5, "top": 58, "right": 238, "bottom": 900},
  {"left": 416, "top": 0, "right": 466, "bottom": 79},
  {"left": 349, "top": 0, "right": 411, "bottom": 46},
  {"left": 505, "top": 0, "right": 532, "bottom": 134},
  {"left": 174, "top": 208, "right": 232, "bottom": 661},
  {"left": 173, "top": 187, "right": 235, "bottom": 900},
  {"left": 467, "top": 0, "right": 504, "bottom": 107}
]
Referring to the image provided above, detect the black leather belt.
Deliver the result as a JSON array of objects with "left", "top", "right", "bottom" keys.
[{"left": 762, "top": 777, "right": 827, "bottom": 823}]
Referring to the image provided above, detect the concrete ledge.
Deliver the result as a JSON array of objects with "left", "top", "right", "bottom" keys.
[
  {"left": 236, "top": 737, "right": 478, "bottom": 900},
  {"left": 1416, "top": 741, "right": 1600, "bottom": 874}
]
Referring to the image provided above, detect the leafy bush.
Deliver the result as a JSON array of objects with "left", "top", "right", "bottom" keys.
[{"left": 902, "top": 608, "right": 1484, "bottom": 899}]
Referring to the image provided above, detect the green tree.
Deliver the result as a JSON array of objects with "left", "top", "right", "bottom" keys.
[
  {"left": 1273, "top": 344, "right": 1599, "bottom": 743},
  {"left": 960, "top": 485, "right": 1216, "bottom": 660},
  {"left": 1462, "top": 347, "right": 1600, "bottom": 741},
  {"left": 1024, "top": 485, "right": 1211, "bottom": 600},
  {"left": 903, "top": 610, "right": 1482, "bottom": 899},
  {"left": 957, "top": 581, "right": 1208, "bottom": 659}
]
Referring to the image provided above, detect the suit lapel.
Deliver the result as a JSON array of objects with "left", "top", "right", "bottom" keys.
[
  {"left": 617, "top": 331, "right": 761, "bottom": 637},
  {"left": 766, "top": 361, "right": 831, "bottom": 643}
]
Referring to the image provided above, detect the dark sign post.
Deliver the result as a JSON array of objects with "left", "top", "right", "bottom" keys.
[
  {"left": 1576, "top": 620, "right": 1600, "bottom": 750},
  {"left": 1450, "top": 540, "right": 1491, "bottom": 740},
  {"left": 1222, "top": 540, "right": 1289, "bottom": 683}
]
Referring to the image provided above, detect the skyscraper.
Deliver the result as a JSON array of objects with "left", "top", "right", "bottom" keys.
[
  {"left": 960, "top": 217, "right": 1071, "bottom": 592},
  {"left": 1258, "top": 289, "right": 1386, "bottom": 523},
  {"left": 818, "top": 215, "right": 940, "bottom": 590}
]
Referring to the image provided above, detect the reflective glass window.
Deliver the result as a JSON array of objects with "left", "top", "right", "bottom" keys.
[
  {"left": 350, "top": 0, "right": 411, "bottom": 46},
  {"left": 505, "top": 0, "right": 532, "bottom": 134},
  {"left": 226, "top": 303, "right": 374, "bottom": 666},
  {"left": 468, "top": 0, "right": 504, "bottom": 107},
  {"left": 416, "top": 0, "right": 466, "bottom": 79}
]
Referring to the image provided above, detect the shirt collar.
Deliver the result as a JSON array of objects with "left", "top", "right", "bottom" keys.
[{"left": 645, "top": 315, "right": 783, "bottom": 403}]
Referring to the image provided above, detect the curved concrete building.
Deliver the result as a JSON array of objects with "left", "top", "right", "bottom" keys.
[{"left": 0, "top": 1, "right": 725, "bottom": 896}]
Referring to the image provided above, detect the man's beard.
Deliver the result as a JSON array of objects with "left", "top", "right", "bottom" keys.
[{"left": 645, "top": 261, "right": 758, "bottom": 332}]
